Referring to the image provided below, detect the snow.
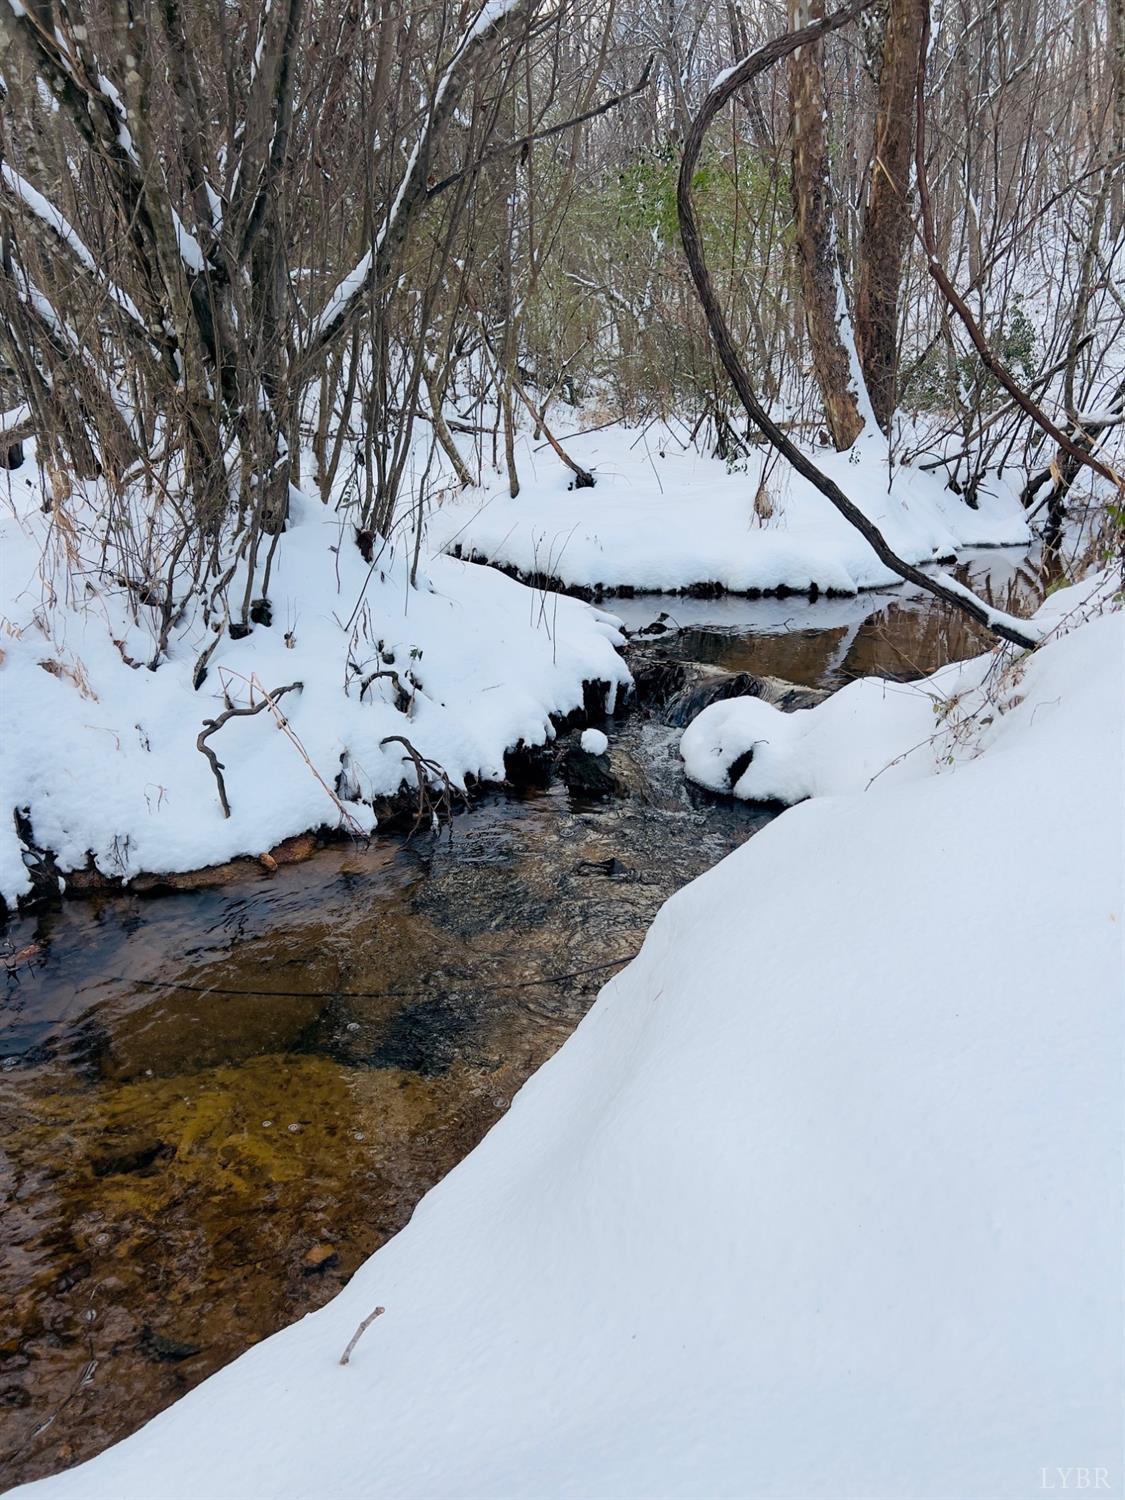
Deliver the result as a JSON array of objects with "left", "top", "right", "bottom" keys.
[
  {"left": 466, "top": 0, "right": 522, "bottom": 37},
  {"left": 13, "top": 581, "right": 1122, "bottom": 1500},
  {"left": 0, "top": 403, "right": 30, "bottom": 438},
  {"left": 429, "top": 423, "right": 1031, "bottom": 595},
  {"left": 580, "top": 727, "right": 609, "bottom": 755},
  {"left": 831, "top": 251, "right": 877, "bottom": 435},
  {"left": 680, "top": 572, "right": 1113, "bottom": 804},
  {"left": 0, "top": 472, "right": 630, "bottom": 906},
  {"left": 171, "top": 210, "right": 207, "bottom": 273},
  {"left": 1076, "top": 409, "right": 1123, "bottom": 427}
]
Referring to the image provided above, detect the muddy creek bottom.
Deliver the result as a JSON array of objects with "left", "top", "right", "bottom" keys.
[{"left": 0, "top": 550, "right": 1052, "bottom": 1487}]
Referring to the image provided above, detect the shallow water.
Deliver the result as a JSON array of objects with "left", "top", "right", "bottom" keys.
[
  {"left": 0, "top": 548, "right": 1051, "bottom": 1486},
  {"left": 611, "top": 546, "right": 1054, "bottom": 687}
]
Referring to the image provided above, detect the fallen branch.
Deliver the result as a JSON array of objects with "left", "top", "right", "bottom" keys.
[
  {"left": 380, "top": 734, "right": 462, "bottom": 831},
  {"left": 196, "top": 682, "right": 303, "bottom": 818},
  {"left": 508, "top": 373, "right": 596, "bottom": 488},
  {"left": 339, "top": 1305, "right": 385, "bottom": 1367},
  {"left": 675, "top": 3, "right": 1042, "bottom": 653}
]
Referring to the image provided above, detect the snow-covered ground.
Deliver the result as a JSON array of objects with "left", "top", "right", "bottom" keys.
[
  {"left": 678, "top": 574, "right": 1118, "bottom": 805},
  {"left": 430, "top": 423, "right": 1031, "bottom": 595},
  {"left": 0, "top": 474, "right": 629, "bottom": 907},
  {"left": 16, "top": 579, "right": 1122, "bottom": 1500}
]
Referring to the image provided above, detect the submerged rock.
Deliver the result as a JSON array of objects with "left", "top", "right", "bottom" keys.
[
  {"left": 301, "top": 1245, "right": 340, "bottom": 1275},
  {"left": 558, "top": 746, "right": 626, "bottom": 799},
  {"left": 626, "top": 654, "right": 690, "bottom": 708},
  {"left": 663, "top": 668, "right": 827, "bottom": 727},
  {"left": 137, "top": 1326, "right": 201, "bottom": 1363}
]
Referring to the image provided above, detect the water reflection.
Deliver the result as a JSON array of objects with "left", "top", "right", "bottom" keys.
[{"left": 615, "top": 547, "right": 1053, "bottom": 688}]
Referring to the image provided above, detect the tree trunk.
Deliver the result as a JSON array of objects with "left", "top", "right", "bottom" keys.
[
  {"left": 1111, "top": 0, "right": 1125, "bottom": 233},
  {"left": 855, "top": 0, "right": 928, "bottom": 432},
  {"left": 787, "top": 0, "right": 867, "bottom": 450}
]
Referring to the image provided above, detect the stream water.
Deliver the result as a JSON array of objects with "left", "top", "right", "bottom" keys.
[{"left": 0, "top": 548, "right": 1051, "bottom": 1487}]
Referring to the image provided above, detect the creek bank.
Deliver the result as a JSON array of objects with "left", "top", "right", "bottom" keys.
[
  {"left": 5, "top": 640, "right": 820, "bottom": 920},
  {"left": 3, "top": 674, "right": 628, "bottom": 920},
  {"left": 1, "top": 483, "right": 633, "bottom": 914},
  {"left": 430, "top": 424, "right": 1032, "bottom": 600},
  {"left": 445, "top": 544, "right": 855, "bottom": 603}
]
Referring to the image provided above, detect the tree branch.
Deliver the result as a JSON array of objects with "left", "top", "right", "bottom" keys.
[
  {"left": 196, "top": 682, "right": 303, "bottom": 818},
  {"left": 426, "top": 55, "right": 656, "bottom": 199},
  {"left": 912, "top": 11, "right": 1123, "bottom": 499},
  {"left": 676, "top": 0, "right": 1043, "bottom": 653}
]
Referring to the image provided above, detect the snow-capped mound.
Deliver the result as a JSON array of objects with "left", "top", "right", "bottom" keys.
[{"left": 0, "top": 478, "right": 631, "bottom": 905}]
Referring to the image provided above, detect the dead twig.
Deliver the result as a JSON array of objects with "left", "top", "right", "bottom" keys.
[
  {"left": 196, "top": 682, "right": 303, "bottom": 818},
  {"left": 380, "top": 734, "right": 462, "bottom": 831},
  {"left": 339, "top": 1305, "right": 385, "bottom": 1366}
]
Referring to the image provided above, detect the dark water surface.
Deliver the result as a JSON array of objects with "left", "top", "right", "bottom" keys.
[{"left": 0, "top": 549, "right": 1050, "bottom": 1486}]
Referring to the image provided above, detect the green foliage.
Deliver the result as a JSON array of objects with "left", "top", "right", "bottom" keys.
[
  {"left": 613, "top": 140, "right": 788, "bottom": 259},
  {"left": 518, "top": 135, "right": 794, "bottom": 420},
  {"left": 615, "top": 142, "right": 682, "bottom": 242},
  {"left": 905, "top": 293, "right": 1040, "bottom": 415},
  {"left": 998, "top": 294, "right": 1037, "bottom": 386}
]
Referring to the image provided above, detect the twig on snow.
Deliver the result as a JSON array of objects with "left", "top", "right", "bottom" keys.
[
  {"left": 339, "top": 1305, "right": 385, "bottom": 1366},
  {"left": 196, "top": 681, "right": 303, "bottom": 818},
  {"left": 380, "top": 734, "right": 462, "bottom": 831}
]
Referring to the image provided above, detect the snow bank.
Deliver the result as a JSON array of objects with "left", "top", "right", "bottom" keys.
[
  {"left": 16, "top": 586, "right": 1122, "bottom": 1499},
  {"left": 680, "top": 573, "right": 1117, "bottom": 804},
  {"left": 0, "top": 475, "right": 630, "bottom": 906},
  {"left": 680, "top": 656, "right": 974, "bottom": 802},
  {"left": 430, "top": 424, "right": 1031, "bottom": 595}
]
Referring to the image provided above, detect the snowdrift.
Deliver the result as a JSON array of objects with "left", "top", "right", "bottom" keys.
[
  {"left": 680, "top": 648, "right": 994, "bottom": 802},
  {"left": 0, "top": 478, "right": 630, "bottom": 907},
  {"left": 430, "top": 424, "right": 1031, "bottom": 596},
  {"left": 15, "top": 583, "right": 1122, "bottom": 1499}
]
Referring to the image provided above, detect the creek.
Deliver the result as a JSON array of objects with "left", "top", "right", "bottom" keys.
[{"left": 0, "top": 547, "right": 1049, "bottom": 1487}]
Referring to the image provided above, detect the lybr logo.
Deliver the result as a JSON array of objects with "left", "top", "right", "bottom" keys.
[{"left": 1040, "top": 1470, "right": 1112, "bottom": 1491}]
